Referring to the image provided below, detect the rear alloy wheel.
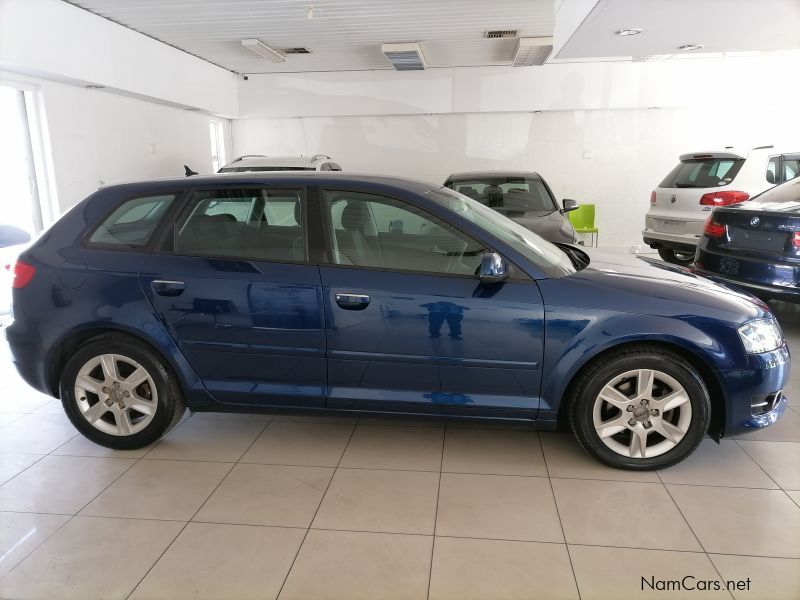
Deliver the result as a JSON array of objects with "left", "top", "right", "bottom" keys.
[
  {"left": 569, "top": 348, "right": 710, "bottom": 470},
  {"left": 657, "top": 248, "right": 694, "bottom": 266},
  {"left": 74, "top": 354, "right": 158, "bottom": 437},
  {"left": 61, "top": 334, "right": 185, "bottom": 449}
]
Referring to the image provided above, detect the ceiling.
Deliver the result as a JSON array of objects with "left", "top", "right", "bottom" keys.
[
  {"left": 556, "top": 0, "right": 800, "bottom": 60},
  {"left": 66, "top": 0, "right": 555, "bottom": 74}
]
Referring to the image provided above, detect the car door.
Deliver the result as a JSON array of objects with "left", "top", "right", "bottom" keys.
[
  {"left": 139, "top": 186, "right": 326, "bottom": 407},
  {"left": 317, "top": 187, "right": 545, "bottom": 418}
]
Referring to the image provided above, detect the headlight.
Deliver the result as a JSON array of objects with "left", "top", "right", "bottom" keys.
[{"left": 738, "top": 319, "right": 783, "bottom": 354}]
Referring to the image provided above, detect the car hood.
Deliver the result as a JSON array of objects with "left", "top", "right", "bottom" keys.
[
  {"left": 538, "top": 247, "right": 768, "bottom": 324},
  {"left": 503, "top": 209, "right": 573, "bottom": 242}
]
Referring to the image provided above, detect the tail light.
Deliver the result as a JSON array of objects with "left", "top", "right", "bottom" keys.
[
  {"left": 793, "top": 232, "right": 800, "bottom": 248},
  {"left": 699, "top": 190, "right": 749, "bottom": 206},
  {"left": 650, "top": 191, "right": 656, "bottom": 205},
  {"left": 11, "top": 260, "right": 36, "bottom": 288},
  {"left": 703, "top": 217, "right": 726, "bottom": 238}
]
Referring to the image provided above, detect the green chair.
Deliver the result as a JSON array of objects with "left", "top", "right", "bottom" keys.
[{"left": 568, "top": 203, "right": 598, "bottom": 247}]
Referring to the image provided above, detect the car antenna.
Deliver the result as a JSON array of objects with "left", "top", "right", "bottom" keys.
[{"left": 184, "top": 165, "right": 199, "bottom": 177}]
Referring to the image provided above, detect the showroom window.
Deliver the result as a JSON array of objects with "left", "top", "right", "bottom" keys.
[
  {"left": 88, "top": 194, "right": 176, "bottom": 248},
  {"left": 174, "top": 189, "right": 305, "bottom": 262},
  {"left": 322, "top": 189, "right": 484, "bottom": 275},
  {"left": 209, "top": 119, "right": 227, "bottom": 172}
]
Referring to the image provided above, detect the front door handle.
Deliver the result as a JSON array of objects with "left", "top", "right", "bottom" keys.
[
  {"left": 151, "top": 280, "right": 186, "bottom": 297},
  {"left": 335, "top": 293, "right": 371, "bottom": 310}
]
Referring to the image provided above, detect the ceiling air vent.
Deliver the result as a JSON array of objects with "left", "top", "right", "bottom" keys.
[
  {"left": 281, "top": 47, "right": 311, "bottom": 54},
  {"left": 241, "top": 39, "right": 286, "bottom": 63},
  {"left": 381, "top": 42, "right": 427, "bottom": 71},
  {"left": 485, "top": 30, "right": 518, "bottom": 39},
  {"left": 512, "top": 37, "right": 553, "bottom": 66}
]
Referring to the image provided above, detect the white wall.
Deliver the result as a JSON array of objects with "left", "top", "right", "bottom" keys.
[
  {"left": 0, "top": 0, "right": 238, "bottom": 116},
  {"left": 234, "top": 51, "right": 800, "bottom": 247},
  {"left": 2, "top": 72, "right": 231, "bottom": 216}
]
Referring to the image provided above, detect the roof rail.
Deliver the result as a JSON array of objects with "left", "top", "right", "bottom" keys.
[
  {"left": 232, "top": 154, "right": 267, "bottom": 162},
  {"left": 751, "top": 145, "right": 774, "bottom": 150}
]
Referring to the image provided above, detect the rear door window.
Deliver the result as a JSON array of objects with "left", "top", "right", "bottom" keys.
[
  {"left": 173, "top": 189, "right": 305, "bottom": 262},
  {"left": 659, "top": 158, "right": 744, "bottom": 189},
  {"left": 88, "top": 194, "right": 176, "bottom": 248},
  {"left": 782, "top": 156, "right": 800, "bottom": 183}
]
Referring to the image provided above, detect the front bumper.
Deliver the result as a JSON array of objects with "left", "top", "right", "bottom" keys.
[{"left": 718, "top": 345, "right": 790, "bottom": 437}]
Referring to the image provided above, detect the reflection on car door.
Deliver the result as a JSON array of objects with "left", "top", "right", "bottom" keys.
[
  {"left": 140, "top": 187, "right": 326, "bottom": 407},
  {"left": 318, "top": 188, "right": 545, "bottom": 418}
]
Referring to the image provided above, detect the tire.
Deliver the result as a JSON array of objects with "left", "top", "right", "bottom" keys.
[
  {"left": 60, "top": 333, "right": 185, "bottom": 450},
  {"left": 657, "top": 248, "right": 695, "bottom": 266},
  {"left": 568, "top": 346, "right": 710, "bottom": 470}
]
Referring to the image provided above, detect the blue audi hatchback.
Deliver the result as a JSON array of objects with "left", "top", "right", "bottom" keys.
[{"left": 5, "top": 173, "right": 790, "bottom": 470}]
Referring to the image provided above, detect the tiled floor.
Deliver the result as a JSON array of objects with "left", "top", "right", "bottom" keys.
[{"left": 1, "top": 303, "right": 800, "bottom": 600}]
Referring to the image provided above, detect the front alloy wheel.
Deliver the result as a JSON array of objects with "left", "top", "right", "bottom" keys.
[
  {"left": 570, "top": 346, "right": 710, "bottom": 470},
  {"left": 592, "top": 369, "right": 692, "bottom": 459}
]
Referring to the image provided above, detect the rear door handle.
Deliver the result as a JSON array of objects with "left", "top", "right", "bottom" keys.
[
  {"left": 151, "top": 280, "right": 186, "bottom": 297},
  {"left": 335, "top": 293, "right": 371, "bottom": 310}
]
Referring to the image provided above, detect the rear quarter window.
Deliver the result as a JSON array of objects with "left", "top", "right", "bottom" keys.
[
  {"left": 88, "top": 194, "right": 176, "bottom": 248},
  {"left": 659, "top": 158, "right": 744, "bottom": 189}
]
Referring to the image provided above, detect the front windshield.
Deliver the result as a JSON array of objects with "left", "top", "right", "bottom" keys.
[
  {"left": 427, "top": 187, "right": 577, "bottom": 278},
  {"left": 447, "top": 176, "right": 557, "bottom": 212}
]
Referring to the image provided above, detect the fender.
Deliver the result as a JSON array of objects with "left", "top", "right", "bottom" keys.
[{"left": 538, "top": 309, "right": 744, "bottom": 420}]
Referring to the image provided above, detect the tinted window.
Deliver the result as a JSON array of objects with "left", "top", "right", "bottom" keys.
[
  {"left": 322, "top": 190, "right": 484, "bottom": 276},
  {"left": 448, "top": 176, "right": 556, "bottom": 212},
  {"left": 174, "top": 189, "right": 304, "bottom": 262},
  {"left": 767, "top": 156, "right": 779, "bottom": 184},
  {"left": 783, "top": 157, "right": 800, "bottom": 182},
  {"left": 88, "top": 194, "right": 175, "bottom": 247},
  {"left": 428, "top": 187, "right": 576, "bottom": 278},
  {"left": 659, "top": 158, "right": 744, "bottom": 189}
]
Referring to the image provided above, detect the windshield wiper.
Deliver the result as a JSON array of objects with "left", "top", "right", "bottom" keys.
[{"left": 554, "top": 243, "right": 588, "bottom": 270}]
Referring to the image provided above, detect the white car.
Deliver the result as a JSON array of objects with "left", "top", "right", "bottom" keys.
[
  {"left": 217, "top": 154, "right": 342, "bottom": 173},
  {"left": 643, "top": 146, "right": 800, "bottom": 264}
]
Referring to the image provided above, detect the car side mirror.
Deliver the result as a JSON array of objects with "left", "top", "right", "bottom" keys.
[
  {"left": 561, "top": 199, "right": 579, "bottom": 213},
  {"left": 478, "top": 252, "right": 510, "bottom": 284}
]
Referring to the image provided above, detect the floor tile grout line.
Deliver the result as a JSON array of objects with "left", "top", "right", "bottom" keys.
[
  {"left": 537, "top": 431, "right": 582, "bottom": 600},
  {"left": 0, "top": 430, "right": 150, "bottom": 584},
  {"left": 657, "top": 474, "right": 735, "bottom": 600},
  {"left": 733, "top": 439, "right": 796, "bottom": 502},
  {"left": 274, "top": 421, "right": 358, "bottom": 600},
  {"left": 426, "top": 421, "right": 446, "bottom": 600},
  {"left": 122, "top": 415, "right": 271, "bottom": 600}
]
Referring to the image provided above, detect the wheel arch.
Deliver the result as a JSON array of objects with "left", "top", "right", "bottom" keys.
[
  {"left": 46, "top": 324, "right": 200, "bottom": 401},
  {"left": 555, "top": 339, "right": 726, "bottom": 439}
]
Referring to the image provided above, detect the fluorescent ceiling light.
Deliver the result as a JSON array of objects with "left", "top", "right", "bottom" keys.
[
  {"left": 616, "top": 28, "right": 643, "bottom": 36},
  {"left": 381, "top": 43, "right": 427, "bottom": 71},
  {"left": 241, "top": 39, "right": 285, "bottom": 62},
  {"left": 512, "top": 37, "right": 553, "bottom": 66}
]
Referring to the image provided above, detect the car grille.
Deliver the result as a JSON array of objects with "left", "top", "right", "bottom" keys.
[{"left": 751, "top": 391, "right": 783, "bottom": 416}]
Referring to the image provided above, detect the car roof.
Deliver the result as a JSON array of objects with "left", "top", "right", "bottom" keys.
[
  {"left": 98, "top": 172, "right": 438, "bottom": 196},
  {"left": 677, "top": 146, "right": 800, "bottom": 162},
  {"left": 222, "top": 155, "right": 333, "bottom": 169},
  {"left": 446, "top": 171, "right": 543, "bottom": 181}
]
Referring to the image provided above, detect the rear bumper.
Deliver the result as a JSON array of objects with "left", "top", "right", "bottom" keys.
[
  {"left": 695, "top": 247, "right": 800, "bottom": 301},
  {"left": 4, "top": 317, "right": 53, "bottom": 396},
  {"left": 642, "top": 229, "right": 699, "bottom": 253}
]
